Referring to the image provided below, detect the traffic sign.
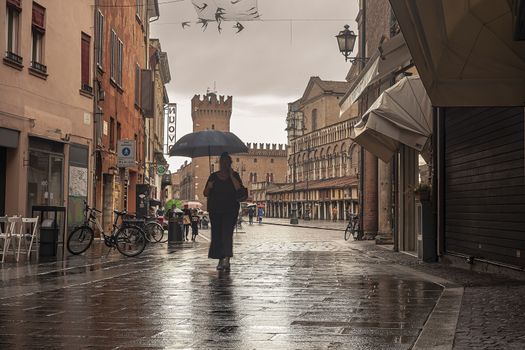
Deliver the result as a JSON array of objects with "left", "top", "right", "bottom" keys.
[{"left": 117, "top": 140, "right": 136, "bottom": 168}]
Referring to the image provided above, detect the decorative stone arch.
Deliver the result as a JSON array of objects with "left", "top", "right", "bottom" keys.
[{"left": 349, "top": 143, "right": 360, "bottom": 177}]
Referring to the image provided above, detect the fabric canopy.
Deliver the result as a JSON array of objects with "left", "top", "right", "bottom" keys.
[
  {"left": 340, "top": 33, "right": 412, "bottom": 115},
  {"left": 351, "top": 76, "right": 432, "bottom": 162},
  {"left": 390, "top": 0, "right": 525, "bottom": 107}
]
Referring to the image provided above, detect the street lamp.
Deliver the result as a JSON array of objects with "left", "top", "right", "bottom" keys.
[
  {"left": 336, "top": 25, "right": 367, "bottom": 63},
  {"left": 288, "top": 115, "right": 299, "bottom": 225}
]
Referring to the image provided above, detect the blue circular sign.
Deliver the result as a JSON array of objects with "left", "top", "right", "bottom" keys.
[{"left": 122, "top": 147, "right": 131, "bottom": 156}]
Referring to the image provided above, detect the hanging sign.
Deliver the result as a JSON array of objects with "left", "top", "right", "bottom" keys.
[{"left": 166, "top": 103, "right": 177, "bottom": 154}]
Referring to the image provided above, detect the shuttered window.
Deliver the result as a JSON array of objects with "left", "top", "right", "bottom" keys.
[
  {"left": 95, "top": 10, "right": 104, "bottom": 68},
  {"left": 110, "top": 30, "right": 116, "bottom": 82},
  {"left": 31, "top": 2, "right": 45, "bottom": 65},
  {"left": 135, "top": 64, "right": 141, "bottom": 107},
  {"left": 32, "top": 2, "right": 45, "bottom": 31},
  {"left": 81, "top": 33, "right": 91, "bottom": 91},
  {"left": 110, "top": 30, "right": 123, "bottom": 87},
  {"left": 7, "top": 0, "right": 21, "bottom": 9}
]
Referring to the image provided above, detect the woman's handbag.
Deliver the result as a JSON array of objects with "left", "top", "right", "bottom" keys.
[{"left": 236, "top": 186, "right": 248, "bottom": 202}]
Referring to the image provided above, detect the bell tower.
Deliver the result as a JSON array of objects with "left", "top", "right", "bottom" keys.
[{"left": 191, "top": 93, "right": 233, "bottom": 132}]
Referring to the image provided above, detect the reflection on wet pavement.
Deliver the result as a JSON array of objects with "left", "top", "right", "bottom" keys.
[{"left": 0, "top": 224, "right": 442, "bottom": 349}]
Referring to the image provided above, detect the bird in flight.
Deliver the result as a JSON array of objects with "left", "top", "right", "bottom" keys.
[
  {"left": 182, "top": 21, "right": 191, "bottom": 29},
  {"left": 194, "top": 3, "right": 208, "bottom": 11},
  {"left": 197, "top": 18, "right": 209, "bottom": 30},
  {"left": 215, "top": 7, "right": 226, "bottom": 22},
  {"left": 234, "top": 22, "right": 245, "bottom": 33}
]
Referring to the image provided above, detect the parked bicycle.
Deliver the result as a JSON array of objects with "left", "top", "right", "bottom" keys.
[
  {"left": 67, "top": 202, "right": 147, "bottom": 257},
  {"left": 122, "top": 214, "right": 164, "bottom": 244},
  {"left": 344, "top": 214, "right": 363, "bottom": 241}
]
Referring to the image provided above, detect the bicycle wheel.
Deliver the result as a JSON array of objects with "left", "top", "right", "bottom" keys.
[
  {"left": 144, "top": 222, "right": 164, "bottom": 243},
  {"left": 67, "top": 225, "right": 94, "bottom": 255},
  {"left": 115, "top": 225, "right": 147, "bottom": 257},
  {"left": 344, "top": 224, "right": 352, "bottom": 241}
]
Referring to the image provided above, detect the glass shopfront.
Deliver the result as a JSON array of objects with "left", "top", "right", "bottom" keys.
[{"left": 26, "top": 138, "right": 64, "bottom": 215}]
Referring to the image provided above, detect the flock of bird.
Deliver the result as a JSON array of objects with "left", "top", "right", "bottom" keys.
[{"left": 181, "top": 0, "right": 260, "bottom": 33}]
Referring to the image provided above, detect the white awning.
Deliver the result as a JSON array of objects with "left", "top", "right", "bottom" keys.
[
  {"left": 351, "top": 76, "right": 432, "bottom": 162},
  {"left": 340, "top": 33, "right": 412, "bottom": 116},
  {"left": 390, "top": 0, "right": 525, "bottom": 107}
]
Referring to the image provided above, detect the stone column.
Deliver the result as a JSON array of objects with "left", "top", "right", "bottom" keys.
[{"left": 376, "top": 160, "right": 393, "bottom": 244}]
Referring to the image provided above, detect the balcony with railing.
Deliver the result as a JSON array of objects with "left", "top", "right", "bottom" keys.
[{"left": 3, "top": 51, "right": 23, "bottom": 69}]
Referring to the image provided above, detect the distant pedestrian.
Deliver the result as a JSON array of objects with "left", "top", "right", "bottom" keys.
[
  {"left": 183, "top": 205, "right": 191, "bottom": 241},
  {"left": 257, "top": 207, "right": 264, "bottom": 224},
  {"left": 248, "top": 207, "right": 255, "bottom": 225},
  {"left": 204, "top": 152, "right": 244, "bottom": 271},
  {"left": 191, "top": 209, "right": 200, "bottom": 241},
  {"left": 332, "top": 207, "right": 337, "bottom": 221}
]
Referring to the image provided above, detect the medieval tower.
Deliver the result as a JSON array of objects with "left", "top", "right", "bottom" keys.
[
  {"left": 190, "top": 93, "right": 233, "bottom": 203},
  {"left": 177, "top": 92, "right": 288, "bottom": 209}
]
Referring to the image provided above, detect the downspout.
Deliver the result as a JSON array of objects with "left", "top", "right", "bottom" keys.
[
  {"left": 92, "top": 0, "right": 100, "bottom": 210},
  {"left": 358, "top": 0, "right": 366, "bottom": 235}
]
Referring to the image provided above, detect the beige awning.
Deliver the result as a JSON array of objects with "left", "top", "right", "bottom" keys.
[
  {"left": 340, "top": 33, "right": 412, "bottom": 115},
  {"left": 390, "top": 0, "right": 525, "bottom": 107},
  {"left": 351, "top": 76, "right": 432, "bottom": 162}
]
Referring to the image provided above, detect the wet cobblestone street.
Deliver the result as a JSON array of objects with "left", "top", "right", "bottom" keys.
[{"left": 0, "top": 223, "right": 446, "bottom": 349}]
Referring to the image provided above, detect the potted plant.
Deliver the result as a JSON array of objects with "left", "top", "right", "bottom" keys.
[{"left": 414, "top": 183, "right": 431, "bottom": 201}]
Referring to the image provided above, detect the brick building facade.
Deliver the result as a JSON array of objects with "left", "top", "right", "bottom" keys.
[{"left": 93, "top": 0, "right": 159, "bottom": 231}]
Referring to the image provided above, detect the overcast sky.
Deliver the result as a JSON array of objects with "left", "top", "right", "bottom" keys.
[{"left": 150, "top": 0, "right": 359, "bottom": 170}]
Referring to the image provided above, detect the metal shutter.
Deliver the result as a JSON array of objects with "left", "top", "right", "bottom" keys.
[{"left": 444, "top": 107, "right": 525, "bottom": 267}]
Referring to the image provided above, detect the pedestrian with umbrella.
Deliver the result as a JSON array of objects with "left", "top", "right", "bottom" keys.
[{"left": 170, "top": 130, "right": 249, "bottom": 271}]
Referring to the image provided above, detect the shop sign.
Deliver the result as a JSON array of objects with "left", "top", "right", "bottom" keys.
[{"left": 166, "top": 103, "right": 176, "bottom": 153}]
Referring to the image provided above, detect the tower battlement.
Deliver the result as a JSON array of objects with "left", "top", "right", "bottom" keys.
[
  {"left": 191, "top": 92, "right": 233, "bottom": 132},
  {"left": 246, "top": 142, "right": 288, "bottom": 156},
  {"left": 192, "top": 93, "right": 232, "bottom": 112}
]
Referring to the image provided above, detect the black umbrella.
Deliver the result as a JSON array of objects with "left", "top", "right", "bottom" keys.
[{"left": 169, "top": 130, "right": 249, "bottom": 172}]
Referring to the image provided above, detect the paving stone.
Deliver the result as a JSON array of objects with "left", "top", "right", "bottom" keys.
[{"left": 0, "top": 223, "right": 447, "bottom": 349}]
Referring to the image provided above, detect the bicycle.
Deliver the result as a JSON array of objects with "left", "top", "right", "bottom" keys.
[
  {"left": 123, "top": 214, "right": 164, "bottom": 243},
  {"left": 67, "top": 202, "right": 147, "bottom": 257},
  {"left": 344, "top": 214, "right": 363, "bottom": 241}
]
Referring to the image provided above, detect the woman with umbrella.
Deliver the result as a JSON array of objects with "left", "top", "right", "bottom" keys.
[{"left": 203, "top": 152, "right": 244, "bottom": 271}]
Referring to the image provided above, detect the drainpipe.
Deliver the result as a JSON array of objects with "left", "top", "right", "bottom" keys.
[
  {"left": 92, "top": 0, "right": 100, "bottom": 210},
  {"left": 358, "top": 0, "right": 366, "bottom": 235}
]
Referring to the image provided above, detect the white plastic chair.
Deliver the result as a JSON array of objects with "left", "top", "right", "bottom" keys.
[
  {"left": 12, "top": 217, "right": 39, "bottom": 261},
  {"left": 0, "top": 216, "right": 18, "bottom": 263},
  {"left": 24, "top": 217, "right": 39, "bottom": 259}
]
